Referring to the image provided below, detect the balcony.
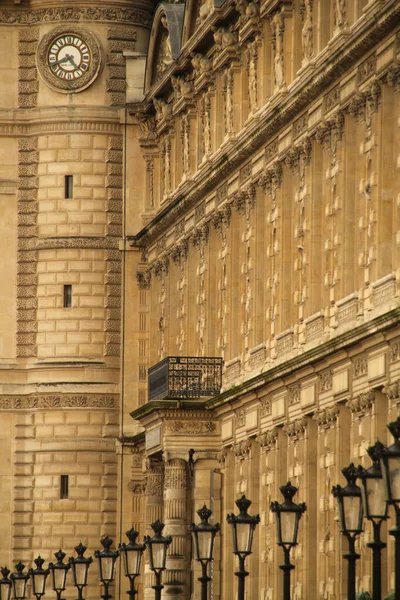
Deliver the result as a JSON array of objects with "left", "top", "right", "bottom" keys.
[{"left": 148, "top": 356, "right": 223, "bottom": 401}]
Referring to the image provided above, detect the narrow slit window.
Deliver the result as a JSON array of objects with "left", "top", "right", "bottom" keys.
[
  {"left": 63, "top": 284, "right": 72, "bottom": 308},
  {"left": 65, "top": 175, "right": 73, "bottom": 199},
  {"left": 60, "top": 475, "right": 69, "bottom": 499}
]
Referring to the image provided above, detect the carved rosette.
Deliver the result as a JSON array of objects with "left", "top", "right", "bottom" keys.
[{"left": 17, "top": 137, "right": 38, "bottom": 358}]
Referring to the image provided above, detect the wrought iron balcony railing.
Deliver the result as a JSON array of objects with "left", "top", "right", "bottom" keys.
[{"left": 148, "top": 356, "right": 223, "bottom": 401}]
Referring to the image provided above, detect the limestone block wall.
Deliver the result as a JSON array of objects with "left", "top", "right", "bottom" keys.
[
  {"left": 37, "top": 249, "right": 107, "bottom": 360},
  {"left": 7, "top": 405, "right": 119, "bottom": 600}
]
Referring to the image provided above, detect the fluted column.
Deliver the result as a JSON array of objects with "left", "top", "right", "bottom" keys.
[
  {"left": 163, "top": 457, "right": 189, "bottom": 599},
  {"left": 144, "top": 458, "right": 164, "bottom": 600}
]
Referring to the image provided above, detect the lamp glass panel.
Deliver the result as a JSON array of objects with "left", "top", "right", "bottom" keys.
[
  {"left": 13, "top": 579, "right": 27, "bottom": 600},
  {"left": 100, "top": 557, "right": 114, "bottom": 583},
  {"left": 73, "top": 563, "right": 88, "bottom": 587},
  {"left": 387, "top": 455, "right": 400, "bottom": 502},
  {"left": 150, "top": 543, "right": 166, "bottom": 570},
  {"left": 52, "top": 569, "right": 67, "bottom": 591},
  {"left": 196, "top": 530, "right": 213, "bottom": 561},
  {"left": 364, "top": 477, "right": 387, "bottom": 518},
  {"left": 32, "top": 574, "right": 46, "bottom": 596},
  {"left": 280, "top": 511, "right": 297, "bottom": 545},
  {"left": 343, "top": 495, "right": 361, "bottom": 531},
  {"left": 0, "top": 582, "right": 12, "bottom": 600},
  {"left": 122, "top": 549, "right": 142, "bottom": 577},
  {"left": 236, "top": 523, "right": 251, "bottom": 554}
]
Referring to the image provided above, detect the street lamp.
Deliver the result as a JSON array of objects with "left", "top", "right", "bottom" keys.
[
  {"left": 0, "top": 567, "right": 12, "bottom": 600},
  {"left": 29, "top": 556, "right": 49, "bottom": 600},
  {"left": 119, "top": 527, "right": 146, "bottom": 600},
  {"left": 189, "top": 504, "right": 220, "bottom": 600},
  {"left": 332, "top": 463, "right": 363, "bottom": 600},
  {"left": 270, "top": 482, "right": 306, "bottom": 600},
  {"left": 226, "top": 495, "right": 260, "bottom": 600},
  {"left": 378, "top": 416, "right": 400, "bottom": 600},
  {"left": 358, "top": 442, "right": 388, "bottom": 600},
  {"left": 10, "top": 562, "right": 29, "bottom": 600},
  {"left": 95, "top": 536, "right": 119, "bottom": 600},
  {"left": 144, "top": 520, "right": 172, "bottom": 600},
  {"left": 48, "top": 550, "right": 70, "bottom": 600},
  {"left": 69, "top": 543, "right": 93, "bottom": 600}
]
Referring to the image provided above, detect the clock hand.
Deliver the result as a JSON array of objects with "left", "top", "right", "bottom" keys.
[
  {"left": 52, "top": 56, "right": 71, "bottom": 67},
  {"left": 66, "top": 55, "right": 79, "bottom": 69}
]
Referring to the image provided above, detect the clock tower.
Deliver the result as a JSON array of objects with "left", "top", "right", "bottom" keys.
[{"left": 0, "top": 0, "right": 152, "bottom": 591}]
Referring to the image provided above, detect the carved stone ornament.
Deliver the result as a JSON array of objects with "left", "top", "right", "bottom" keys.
[
  {"left": 386, "top": 64, "right": 400, "bottom": 93},
  {"left": 256, "top": 427, "right": 278, "bottom": 449},
  {"left": 0, "top": 7, "right": 152, "bottom": 27},
  {"left": 36, "top": 26, "right": 102, "bottom": 93},
  {"left": 235, "top": 408, "right": 246, "bottom": 427},
  {"left": 164, "top": 458, "right": 188, "bottom": 489},
  {"left": 166, "top": 420, "right": 215, "bottom": 434},
  {"left": 192, "top": 224, "right": 209, "bottom": 248},
  {"left": 136, "top": 270, "right": 151, "bottom": 289},
  {"left": 284, "top": 417, "right": 308, "bottom": 438},
  {"left": 319, "top": 370, "right": 333, "bottom": 392},
  {"left": 0, "top": 395, "right": 118, "bottom": 409},
  {"left": 128, "top": 480, "right": 145, "bottom": 494},
  {"left": 191, "top": 53, "right": 212, "bottom": 77},
  {"left": 346, "top": 391, "right": 375, "bottom": 414},
  {"left": 233, "top": 439, "right": 252, "bottom": 459},
  {"left": 260, "top": 397, "right": 271, "bottom": 417},
  {"left": 313, "top": 405, "right": 339, "bottom": 427},
  {"left": 383, "top": 380, "right": 400, "bottom": 401}
]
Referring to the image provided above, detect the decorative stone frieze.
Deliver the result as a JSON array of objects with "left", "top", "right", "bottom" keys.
[
  {"left": 0, "top": 7, "right": 152, "bottom": 26},
  {"left": 166, "top": 420, "right": 215, "bottom": 434},
  {"left": 0, "top": 395, "right": 118, "bottom": 410}
]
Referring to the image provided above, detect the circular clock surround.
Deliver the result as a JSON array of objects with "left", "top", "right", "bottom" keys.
[{"left": 37, "top": 27, "right": 101, "bottom": 93}]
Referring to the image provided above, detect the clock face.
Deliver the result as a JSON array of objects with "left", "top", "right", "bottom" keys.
[
  {"left": 48, "top": 35, "right": 91, "bottom": 81},
  {"left": 37, "top": 27, "right": 101, "bottom": 93}
]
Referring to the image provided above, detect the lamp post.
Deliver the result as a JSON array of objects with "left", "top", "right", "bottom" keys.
[
  {"left": 358, "top": 442, "right": 388, "bottom": 600},
  {"left": 95, "top": 536, "right": 119, "bottom": 600},
  {"left": 29, "top": 556, "right": 49, "bottom": 600},
  {"left": 144, "top": 520, "right": 172, "bottom": 600},
  {"left": 189, "top": 505, "right": 220, "bottom": 600},
  {"left": 48, "top": 550, "right": 70, "bottom": 600},
  {"left": 332, "top": 463, "right": 363, "bottom": 600},
  {"left": 0, "top": 567, "right": 12, "bottom": 600},
  {"left": 119, "top": 527, "right": 146, "bottom": 600},
  {"left": 378, "top": 416, "right": 400, "bottom": 600},
  {"left": 10, "top": 562, "right": 29, "bottom": 600},
  {"left": 69, "top": 543, "right": 93, "bottom": 600},
  {"left": 270, "top": 482, "right": 306, "bottom": 600},
  {"left": 226, "top": 495, "right": 260, "bottom": 600}
]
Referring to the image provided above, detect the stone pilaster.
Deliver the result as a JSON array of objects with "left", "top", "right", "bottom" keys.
[{"left": 144, "top": 458, "right": 164, "bottom": 600}]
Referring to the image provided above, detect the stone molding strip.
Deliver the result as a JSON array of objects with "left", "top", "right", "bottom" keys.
[
  {"left": 22, "top": 237, "right": 120, "bottom": 251},
  {"left": 18, "top": 27, "right": 39, "bottom": 109},
  {"left": 0, "top": 7, "right": 152, "bottom": 28},
  {"left": 0, "top": 394, "right": 119, "bottom": 409}
]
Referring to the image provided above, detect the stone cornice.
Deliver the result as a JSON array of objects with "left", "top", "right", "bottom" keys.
[
  {"left": 0, "top": 6, "right": 152, "bottom": 27},
  {"left": 130, "top": 1, "right": 400, "bottom": 247},
  {"left": 205, "top": 306, "right": 400, "bottom": 412},
  {"left": 130, "top": 400, "right": 214, "bottom": 424}
]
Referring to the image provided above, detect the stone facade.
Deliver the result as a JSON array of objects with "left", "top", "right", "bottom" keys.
[
  {"left": 2, "top": 1, "right": 400, "bottom": 600},
  {"left": 125, "top": 0, "right": 400, "bottom": 599},
  {"left": 0, "top": 1, "right": 151, "bottom": 598}
]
